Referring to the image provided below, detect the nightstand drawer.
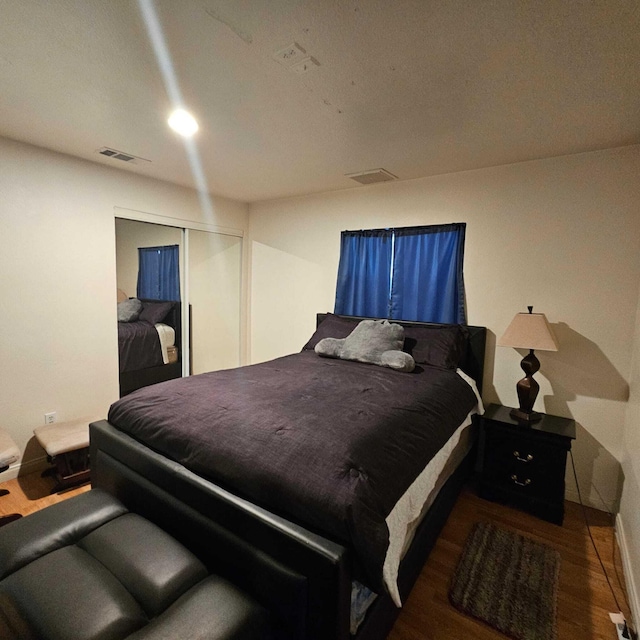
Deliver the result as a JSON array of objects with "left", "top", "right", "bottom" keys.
[
  {"left": 483, "top": 430, "right": 567, "bottom": 483},
  {"left": 482, "top": 455, "right": 564, "bottom": 501}
]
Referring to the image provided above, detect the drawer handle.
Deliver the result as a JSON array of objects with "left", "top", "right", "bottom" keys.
[
  {"left": 513, "top": 451, "right": 534, "bottom": 463},
  {"left": 510, "top": 474, "right": 531, "bottom": 487}
]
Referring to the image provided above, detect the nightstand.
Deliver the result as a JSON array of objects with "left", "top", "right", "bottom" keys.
[{"left": 479, "top": 403, "right": 576, "bottom": 525}]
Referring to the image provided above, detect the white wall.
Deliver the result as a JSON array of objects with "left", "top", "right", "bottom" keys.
[
  {"left": 619, "top": 285, "right": 640, "bottom": 623},
  {"left": 249, "top": 145, "right": 640, "bottom": 516},
  {"left": 0, "top": 136, "right": 248, "bottom": 472}
]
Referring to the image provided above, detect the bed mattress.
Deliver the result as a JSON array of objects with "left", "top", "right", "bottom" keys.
[
  {"left": 350, "top": 415, "right": 478, "bottom": 631},
  {"left": 108, "top": 350, "right": 479, "bottom": 595}
]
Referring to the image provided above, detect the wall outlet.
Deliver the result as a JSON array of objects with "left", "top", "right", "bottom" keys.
[{"left": 44, "top": 412, "right": 57, "bottom": 425}]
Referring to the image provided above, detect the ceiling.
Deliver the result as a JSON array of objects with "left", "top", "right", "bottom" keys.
[{"left": 1, "top": 0, "right": 638, "bottom": 203}]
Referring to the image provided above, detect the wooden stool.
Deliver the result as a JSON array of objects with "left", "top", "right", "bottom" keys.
[
  {"left": 0, "top": 428, "right": 22, "bottom": 526},
  {"left": 34, "top": 421, "right": 91, "bottom": 493}
]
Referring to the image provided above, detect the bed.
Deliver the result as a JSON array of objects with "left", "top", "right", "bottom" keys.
[
  {"left": 117, "top": 297, "right": 182, "bottom": 396},
  {"left": 91, "top": 313, "right": 486, "bottom": 640}
]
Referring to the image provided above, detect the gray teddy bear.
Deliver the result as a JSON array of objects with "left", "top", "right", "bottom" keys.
[{"left": 315, "top": 319, "right": 415, "bottom": 372}]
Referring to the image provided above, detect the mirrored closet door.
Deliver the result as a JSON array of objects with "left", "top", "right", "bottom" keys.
[
  {"left": 188, "top": 229, "right": 241, "bottom": 375},
  {"left": 115, "top": 217, "right": 242, "bottom": 391}
]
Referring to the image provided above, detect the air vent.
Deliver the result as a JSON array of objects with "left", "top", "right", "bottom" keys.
[
  {"left": 97, "top": 147, "right": 151, "bottom": 164},
  {"left": 346, "top": 169, "right": 398, "bottom": 185}
]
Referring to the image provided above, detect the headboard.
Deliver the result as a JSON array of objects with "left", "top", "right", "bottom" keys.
[
  {"left": 140, "top": 299, "right": 182, "bottom": 354},
  {"left": 316, "top": 313, "right": 486, "bottom": 396}
]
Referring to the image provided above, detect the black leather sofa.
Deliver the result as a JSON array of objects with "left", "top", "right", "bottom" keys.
[{"left": 0, "top": 489, "right": 271, "bottom": 640}]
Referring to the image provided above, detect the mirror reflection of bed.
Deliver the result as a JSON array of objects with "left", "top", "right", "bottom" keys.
[{"left": 116, "top": 291, "right": 182, "bottom": 396}]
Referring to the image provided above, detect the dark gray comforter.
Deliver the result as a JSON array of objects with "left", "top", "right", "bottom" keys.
[
  {"left": 108, "top": 350, "right": 477, "bottom": 589},
  {"left": 117, "top": 321, "right": 163, "bottom": 373}
]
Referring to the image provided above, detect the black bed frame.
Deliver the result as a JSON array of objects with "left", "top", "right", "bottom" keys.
[
  {"left": 118, "top": 299, "right": 182, "bottom": 397},
  {"left": 92, "top": 315, "right": 486, "bottom": 640}
]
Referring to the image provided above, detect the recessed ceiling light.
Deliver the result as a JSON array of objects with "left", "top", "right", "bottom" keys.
[{"left": 168, "top": 109, "right": 199, "bottom": 137}]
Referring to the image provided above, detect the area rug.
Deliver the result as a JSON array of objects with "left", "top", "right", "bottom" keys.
[{"left": 449, "top": 522, "right": 560, "bottom": 640}]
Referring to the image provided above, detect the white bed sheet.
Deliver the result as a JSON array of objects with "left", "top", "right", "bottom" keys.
[
  {"left": 154, "top": 323, "right": 176, "bottom": 364},
  {"left": 382, "top": 369, "right": 484, "bottom": 607},
  {"left": 351, "top": 371, "right": 483, "bottom": 632}
]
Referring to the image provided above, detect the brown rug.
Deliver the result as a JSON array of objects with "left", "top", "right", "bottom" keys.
[{"left": 449, "top": 522, "right": 560, "bottom": 640}]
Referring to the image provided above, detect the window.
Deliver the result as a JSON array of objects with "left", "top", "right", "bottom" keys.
[
  {"left": 334, "top": 223, "right": 466, "bottom": 324},
  {"left": 136, "top": 244, "right": 181, "bottom": 301}
]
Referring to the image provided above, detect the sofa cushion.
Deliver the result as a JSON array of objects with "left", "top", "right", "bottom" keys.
[
  {"left": 0, "top": 545, "right": 147, "bottom": 640},
  {"left": 0, "top": 490, "right": 271, "bottom": 640},
  {"left": 0, "top": 489, "right": 127, "bottom": 580},
  {"left": 78, "top": 513, "right": 207, "bottom": 618},
  {"left": 127, "top": 575, "right": 270, "bottom": 640}
]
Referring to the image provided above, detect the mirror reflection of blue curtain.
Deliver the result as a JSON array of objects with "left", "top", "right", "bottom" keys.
[
  {"left": 390, "top": 224, "right": 466, "bottom": 324},
  {"left": 334, "top": 230, "right": 393, "bottom": 318},
  {"left": 136, "top": 245, "right": 181, "bottom": 301},
  {"left": 333, "top": 223, "right": 466, "bottom": 324}
]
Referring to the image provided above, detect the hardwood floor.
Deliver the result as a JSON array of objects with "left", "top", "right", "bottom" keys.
[
  {"left": 389, "top": 485, "right": 631, "bottom": 640},
  {"left": 0, "top": 473, "right": 631, "bottom": 640},
  {"left": 0, "top": 471, "right": 90, "bottom": 519}
]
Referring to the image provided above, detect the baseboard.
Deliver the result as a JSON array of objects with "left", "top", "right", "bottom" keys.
[
  {"left": 616, "top": 513, "right": 640, "bottom": 629},
  {"left": 0, "top": 456, "right": 49, "bottom": 483}
]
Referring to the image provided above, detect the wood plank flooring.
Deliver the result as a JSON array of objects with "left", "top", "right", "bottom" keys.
[
  {"left": 0, "top": 473, "right": 631, "bottom": 639},
  {"left": 0, "top": 471, "right": 90, "bottom": 519},
  {"left": 389, "top": 485, "right": 631, "bottom": 640}
]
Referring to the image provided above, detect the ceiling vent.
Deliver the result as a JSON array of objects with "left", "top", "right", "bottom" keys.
[
  {"left": 97, "top": 147, "right": 151, "bottom": 164},
  {"left": 346, "top": 168, "right": 398, "bottom": 185}
]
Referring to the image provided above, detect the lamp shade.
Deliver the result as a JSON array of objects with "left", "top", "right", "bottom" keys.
[{"left": 498, "top": 312, "right": 559, "bottom": 351}]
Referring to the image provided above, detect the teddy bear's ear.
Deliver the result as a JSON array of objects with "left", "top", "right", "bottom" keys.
[
  {"left": 380, "top": 350, "right": 415, "bottom": 372},
  {"left": 315, "top": 337, "right": 345, "bottom": 358}
]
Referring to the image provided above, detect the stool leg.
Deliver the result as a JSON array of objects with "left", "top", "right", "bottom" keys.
[
  {"left": 0, "top": 469, "right": 21, "bottom": 526},
  {"left": 47, "top": 448, "right": 91, "bottom": 494}
]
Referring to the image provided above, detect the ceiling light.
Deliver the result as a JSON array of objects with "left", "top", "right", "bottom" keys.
[{"left": 168, "top": 109, "right": 199, "bottom": 137}]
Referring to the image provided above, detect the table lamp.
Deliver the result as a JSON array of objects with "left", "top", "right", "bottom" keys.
[{"left": 498, "top": 306, "right": 559, "bottom": 423}]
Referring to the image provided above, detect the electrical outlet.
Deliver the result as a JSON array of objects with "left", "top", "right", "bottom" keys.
[{"left": 44, "top": 412, "right": 57, "bottom": 425}]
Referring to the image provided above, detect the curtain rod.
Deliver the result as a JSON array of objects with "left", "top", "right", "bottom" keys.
[{"left": 342, "top": 222, "right": 465, "bottom": 235}]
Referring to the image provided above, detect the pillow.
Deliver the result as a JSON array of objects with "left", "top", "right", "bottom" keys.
[
  {"left": 315, "top": 319, "right": 415, "bottom": 372},
  {"left": 302, "top": 313, "right": 361, "bottom": 351},
  {"left": 138, "top": 301, "right": 175, "bottom": 325},
  {"left": 402, "top": 324, "right": 469, "bottom": 369},
  {"left": 117, "top": 298, "right": 143, "bottom": 323}
]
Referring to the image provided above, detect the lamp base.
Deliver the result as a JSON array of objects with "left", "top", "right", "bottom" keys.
[{"left": 510, "top": 407, "right": 543, "bottom": 423}]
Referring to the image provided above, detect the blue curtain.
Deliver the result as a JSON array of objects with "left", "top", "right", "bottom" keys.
[
  {"left": 333, "top": 223, "right": 466, "bottom": 323},
  {"left": 334, "top": 230, "right": 393, "bottom": 318},
  {"left": 136, "top": 245, "right": 181, "bottom": 301},
  {"left": 390, "top": 224, "right": 466, "bottom": 324}
]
